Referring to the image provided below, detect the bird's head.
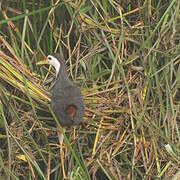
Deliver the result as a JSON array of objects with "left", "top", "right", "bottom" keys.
[
  {"left": 37, "top": 53, "right": 66, "bottom": 77},
  {"left": 47, "top": 54, "right": 61, "bottom": 75}
]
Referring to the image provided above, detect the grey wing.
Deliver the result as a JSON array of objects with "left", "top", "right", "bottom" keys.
[
  {"left": 51, "top": 85, "right": 84, "bottom": 126},
  {"left": 51, "top": 90, "right": 68, "bottom": 125},
  {"left": 63, "top": 86, "right": 85, "bottom": 123}
]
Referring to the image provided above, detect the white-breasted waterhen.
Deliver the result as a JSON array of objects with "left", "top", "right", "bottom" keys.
[{"left": 37, "top": 53, "right": 84, "bottom": 177}]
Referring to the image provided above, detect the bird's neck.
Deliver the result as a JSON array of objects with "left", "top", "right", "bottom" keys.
[
  {"left": 56, "top": 65, "right": 72, "bottom": 86},
  {"left": 54, "top": 63, "right": 60, "bottom": 77}
]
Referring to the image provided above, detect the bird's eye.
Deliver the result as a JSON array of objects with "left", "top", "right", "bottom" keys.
[{"left": 48, "top": 56, "right": 52, "bottom": 61}]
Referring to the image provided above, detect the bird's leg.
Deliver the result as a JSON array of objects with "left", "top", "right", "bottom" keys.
[
  {"left": 57, "top": 127, "right": 67, "bottom": 179},
  {"left": 57, "top": 127, "right": 64, "bottom": 152},
  {"left": 73, "top": 126, "right": 76, "bottom": 142}
]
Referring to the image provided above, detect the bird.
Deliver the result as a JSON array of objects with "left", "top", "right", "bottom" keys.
[
  {"left": 48, "top": 53, "right": 84, "bottom": 127},
  {"left": 37, "top": 53, "right": 84, "bottom": 149},
  {"left": 37, "top": 53, "right": 84, "bottom": 178}
]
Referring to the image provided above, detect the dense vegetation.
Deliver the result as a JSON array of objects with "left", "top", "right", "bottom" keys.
[{"left": 0, "top": 1, "right": 179, "bottom": 179}]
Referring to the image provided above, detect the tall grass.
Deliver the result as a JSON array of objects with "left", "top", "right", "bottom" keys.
[{"left": 0, "top": 0, "right": 179, "bottom": 179}]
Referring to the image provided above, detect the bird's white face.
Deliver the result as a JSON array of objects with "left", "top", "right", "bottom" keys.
[{"left": 47, "top": 55, "right": 61, "bottom": 76}]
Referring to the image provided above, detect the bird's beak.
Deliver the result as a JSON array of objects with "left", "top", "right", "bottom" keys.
[{"left": 36, "top": 58, "right": 48, "bottom": 66}]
